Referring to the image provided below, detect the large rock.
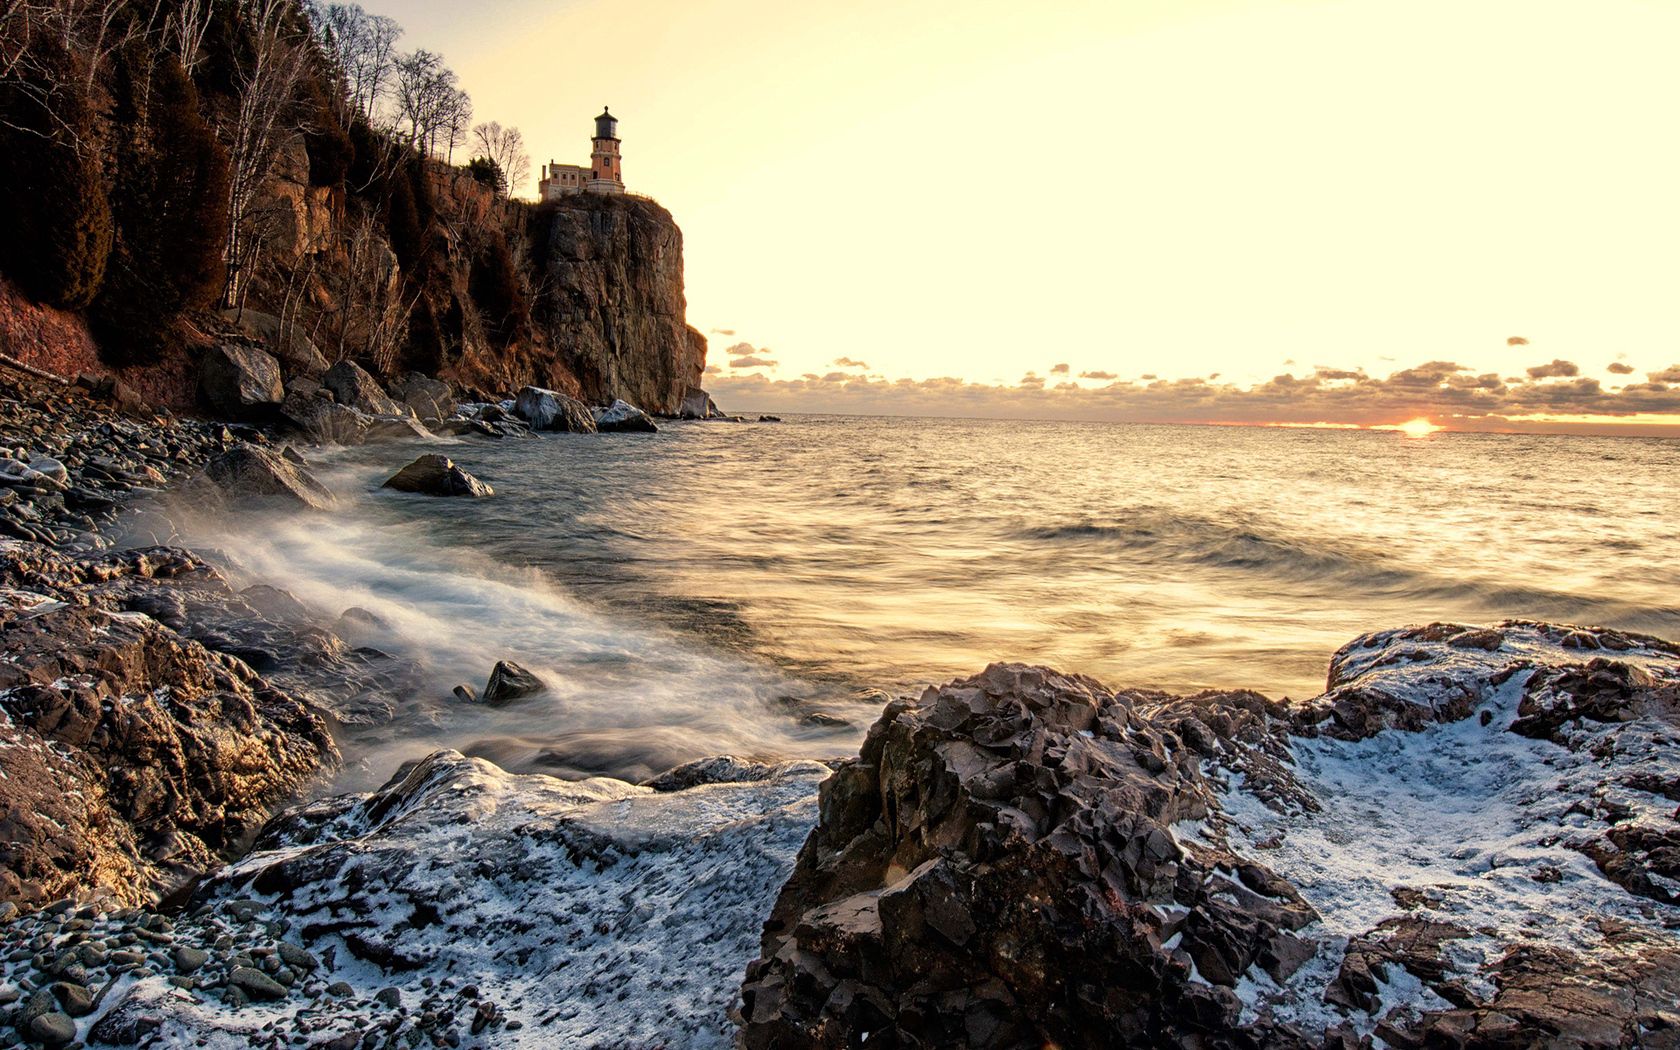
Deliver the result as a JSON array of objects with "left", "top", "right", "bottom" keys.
[
  {"left": 513, "top": 386, "right": 596, "bottom": 433},
  {"left": 200, "top": 343, "right": 284, "bottom": 420},
  {"left": 221, "top": 308, "right": 330, "bottom": 376},
  {"left": 0, "top": 595, "right": 337, "bottom": 909},
  {"left": 381, "top": 454, "right": 492, "bottom": 498},
  {"left": 679, "top": 386, "right": 721, "bottom": 420},
  {"left": 389, "top": 373, "right": 453, "bottom": 420},
  {"left": 322, "top": 360, "right": 402, "bottom": 416},
  {"left": 194, "top": 444, "right": 335, "bottom": 510},
  {"left": 740, "top": 622, "right": 1680, "bottom": 1049},
  {"left": 278, "top": 389, "right": 368, "bottom": 446},
  {"left": 593, "top": 398, "right": 658, "bottom": 433}
]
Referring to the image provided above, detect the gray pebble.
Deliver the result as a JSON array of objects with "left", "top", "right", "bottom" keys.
[
  {"left": 174, "top": 945, "right": 208, "bottom": 973},
  {"left": 229, "top": 965, "right": 288, "bottom": 1001}
]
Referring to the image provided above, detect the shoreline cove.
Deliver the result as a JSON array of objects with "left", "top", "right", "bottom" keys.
[{"left": 0, "top": 368, "right": 1675, "bottom": 1048}]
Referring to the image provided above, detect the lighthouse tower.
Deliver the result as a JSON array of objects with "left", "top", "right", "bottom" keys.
[{"left": 587, "top": 107, "right": 624, "bottom": 194}]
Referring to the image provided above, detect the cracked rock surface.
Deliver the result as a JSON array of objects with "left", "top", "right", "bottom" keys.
[{"left": 740, "top": 621, "right": 1680, "bottom": 1049}]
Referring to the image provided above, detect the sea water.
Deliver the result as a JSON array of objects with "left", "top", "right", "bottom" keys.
[{"left": 169, "top": 416, "right": 1680, "bottom": 789}]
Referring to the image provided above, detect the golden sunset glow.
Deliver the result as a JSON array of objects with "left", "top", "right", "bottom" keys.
[
  {"left": 1391, "top": 418, "right": 1444, "bottom": 439},
  {"left": 375, "top": 0, "right": 1680, "bottom": 433}
]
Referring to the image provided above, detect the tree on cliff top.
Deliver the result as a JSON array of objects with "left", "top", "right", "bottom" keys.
[{"left": 471, "top": 121, "right": 528, "bottom": 198}]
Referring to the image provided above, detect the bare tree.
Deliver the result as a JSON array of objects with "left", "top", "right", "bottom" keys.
[
  {"left": 470, "top": 120, "right": 529, "bottom": 197},
  {"left": 1, "top": 0, "right": 152, "bottom": 146},
  {"left": 308, "top": 2, "right": 401, "bottom": 120},
  {"left": 220, "top": 0, "right": 312, "bottom": 310},
  {"left": 392, "top": 48, "right": 447, "bottom": 150},
  {"left": 437, "top": 84, "right": 471, "bottom": 163},
  {"left": 165, "top": 0, "right": 213, "bottom": 73}
]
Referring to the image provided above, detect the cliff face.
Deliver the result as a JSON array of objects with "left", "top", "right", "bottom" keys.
[
  {"left": 0, "top": 0, "right": 706, "bottom": 415},
  {"left": 530, "top": 195, "right": 706, "bottom": 415}
]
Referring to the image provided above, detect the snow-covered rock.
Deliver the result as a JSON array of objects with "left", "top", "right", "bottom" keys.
[
  {"left": 26, "top": 751, "right": 830, "bottom": 1048},
  {"left": 592, "top": 398, "right": 658, "bottom": 433},
  {"left": 742, "top": 621, "right": 1680, "bottom": 1048}
]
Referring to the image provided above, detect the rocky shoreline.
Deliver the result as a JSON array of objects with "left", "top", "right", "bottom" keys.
[{"left": 2, "top": 363, "right": 1678, "bottom": 1048}]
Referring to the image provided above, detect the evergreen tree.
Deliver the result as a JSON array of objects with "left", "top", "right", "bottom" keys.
[
  {"left": 92, "top": 47, "right": 232, "bottom": 362},
  {"left": 0, "top": 42, "right": 113, "bottom": 310}
]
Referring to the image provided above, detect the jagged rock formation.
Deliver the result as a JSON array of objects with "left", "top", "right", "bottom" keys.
[
  {"left": 0, "top": 544, "right": 339, "bottom": 908},
  {"left": 530, "top": 195, "right": 707, "bottom": 415},
  {"left": 381, "top": 454, "right": 493, "bottom": 498},
  {"left": 740, "top": 622, "right": 1680, "bottom": 1049}
]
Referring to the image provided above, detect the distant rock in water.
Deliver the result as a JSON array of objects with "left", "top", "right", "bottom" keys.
[
  {"left": 740, "top": 621, "right": 1680, "bottom": 1048},
  {"left": 680, "top": 386, "right": 722, "bottom": 420},
  {"left": 482, "top": 660, "right": 545, "bottom": 704},
  {"left": 200, "top": 343, "right": 284, "bottom": 420},
  {"left": 193, "top": 443, "right": 335, "bottom": 511},
  {"left": 513, "top": 386, "right": 596, "bottom": 433},
  {"left": 594, "top": 399, "right": 658, "bottom": 433},
  {"left": 382, "top": 454, "right": 492, "bottom": 498}
]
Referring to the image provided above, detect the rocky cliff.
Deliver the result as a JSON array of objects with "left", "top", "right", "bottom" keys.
[
  {"left": 529, "top": 194, "right": 707, "bottom": 415},
  {"left": 0, "top": 0, "right": 706, "bottom": 417}
]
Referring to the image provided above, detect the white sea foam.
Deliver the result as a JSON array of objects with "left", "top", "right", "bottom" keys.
[{"left": 166, "top": 449, "right": 862, "bottom": 791}]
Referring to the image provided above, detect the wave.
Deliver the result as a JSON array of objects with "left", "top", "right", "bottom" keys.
[
  {"left": 164, "top": 470, "right": 861, "bottom": 792},
  {"left": 1012, "top": 512, "right": 1680, "bottom": 632}
]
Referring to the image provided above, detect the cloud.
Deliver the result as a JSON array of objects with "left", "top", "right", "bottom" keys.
[
  {"left": 1507, "top": 336, "right": 1529, "bottom": 346},
  {"left": 709, "top": 327, "right": 736, "bottom": 337},
  {"left": 701, "top": 356, "right": 1680, "bottom": 433},
  {"left": 832, "top": 357, "right": 870, "bottom": 369},
  {"left": 1526, "top": 359, "right": 1579, "bottom": 379},
  {"left": 724, "top": 341, "right": 778, "bottom": 370},
  {"left": 704, "top": 363, "right": 721, "bottom": 375},
  {"left": 1608, "top": 362, "right": 1635, "bottom": 375},
  {"left": 1050, "top": 363, "right": 1070, "bottom": 374},
  {"left": 1080, "top": 370, "right": 1118, "bottom": 381}
]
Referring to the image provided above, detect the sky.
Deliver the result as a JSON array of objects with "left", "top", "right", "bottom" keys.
[{"left": 370, "top": 0, "right": 1680, "bottom": 433}]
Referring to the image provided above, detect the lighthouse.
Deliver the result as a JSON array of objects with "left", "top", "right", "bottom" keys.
[
  {"left": 587, "top": 107, "right": 624, "bottom": 194},
  {"left": 537, "top": 107, "right": 627, "bottom": 200}
]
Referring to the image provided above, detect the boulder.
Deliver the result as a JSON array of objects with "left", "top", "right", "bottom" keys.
[
  {"left": 481, "top": 660, "right": 545, "bottom": 704},
  {"left": 389, "top": 373, "right": 453, "bottom": 420},
  {"left": 221, "top": 308, "right": 329, "bottom": 376},
  {"left": 322, "top": 360, "right": 402, "bottom": 416},
  {"left": 678, "top": 386, "right": 721, "bottom": 420},
  {"left": 513, "top": 386, "right": 596, "bottom": 433},
  {"left": 362, "top": 415, "right": 433, "bottom": 443},
  {"left": 279, "top": 390, "right": 368, "bottom": 446},
  {"left": 381, "top": 454, "right": 492, "bottom": 498},
  {"left": 593, "top": 399, "right": 658, "bottom": 433},
  {"left": 741, "top": 622, "right": 1680, "bottom": 1049},
  {"left": 200, "top": 343, "right": 284, "bottom": 419},
  {"left": 194, "top": 444, "right": 335, "bottom": 511},
  {"left": 0, "top": 599, "right": 337, "bottom": 909}
]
